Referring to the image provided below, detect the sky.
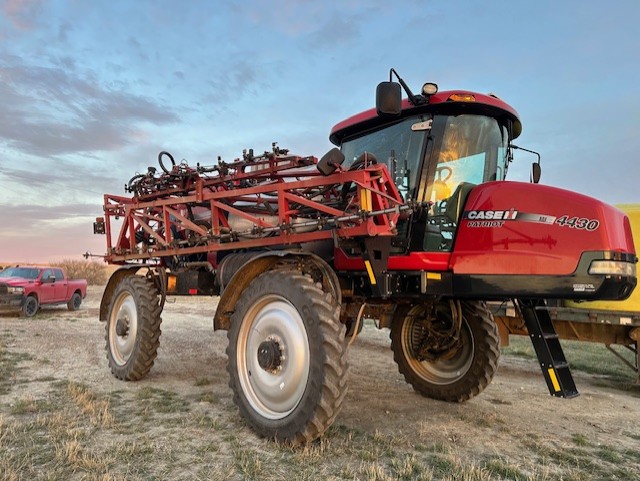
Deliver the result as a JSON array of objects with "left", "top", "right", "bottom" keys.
[{"left": 1, "top": 0, "right": 639, "bottom": 263}]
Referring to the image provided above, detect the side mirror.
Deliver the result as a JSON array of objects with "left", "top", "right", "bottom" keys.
[
  {"left": 376, "top": 82, "right": 402, "bottom": 116},
  {"left": 317, "top": 148, "right": 345, "bottom": 176},
  {"left": 531, "top": 162, "right": 541, "bottom": 184}
]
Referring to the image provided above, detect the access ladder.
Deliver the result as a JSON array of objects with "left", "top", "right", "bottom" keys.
[{"left": 518, "top": 299, "right": 579, "bottom": 398}]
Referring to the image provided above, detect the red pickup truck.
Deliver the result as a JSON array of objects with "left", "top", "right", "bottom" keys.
[{"left": 0, "top": 266, "right": 88, "bottom": 317}]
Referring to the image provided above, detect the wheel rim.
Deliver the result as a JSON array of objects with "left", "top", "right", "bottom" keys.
[
  {"left": 25, "top": 298, "right": 37, "bottom": 316},
  {"left": 401, "top": 308, "right": 474, "bottom": 385},
  {"left": 236, "top": 295, "right": 310, "bottom": 420},
  {"left": 109, "top": 291, "right": 138, "bottom": 366}
]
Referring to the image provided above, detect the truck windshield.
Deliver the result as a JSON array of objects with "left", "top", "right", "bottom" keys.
[
  {"left": 340, "top": 116, "right": 429, "bottom": 201},
  {"left": 0, "top": 267, "right": 40, "bottom": 279}
]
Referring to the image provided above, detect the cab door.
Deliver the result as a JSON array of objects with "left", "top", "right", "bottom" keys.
[
  {"left": 53, "top": 269, "right": 67, "bottom": 301},
  {"left": 38, "top": 269, "right": 56, "bottom": 303}
]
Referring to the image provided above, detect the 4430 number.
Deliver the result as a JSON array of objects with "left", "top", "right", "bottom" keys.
[{"left": 555, "top": 216, "right": 600, "bottom": 231}]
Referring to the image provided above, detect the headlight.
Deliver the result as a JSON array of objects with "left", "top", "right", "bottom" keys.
[
  {"left": 588, "top": 260, "right": 637, "bottom": 277},
  {"left": 7, "top": 286, "right": 25, "bottom": 295}
]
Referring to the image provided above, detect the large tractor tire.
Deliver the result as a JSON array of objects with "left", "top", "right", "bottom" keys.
[
  {"left": 390, "top": 300, "right": 499, "bottom": 402},
  {"left": 105, "top": 275, "right": 162, "bottom": 381},
  {"left": 226, "top": 269, "right": 349, "bottom": 445}
]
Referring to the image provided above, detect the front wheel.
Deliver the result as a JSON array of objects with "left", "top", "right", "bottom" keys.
[
  {"left": 390, "top": 300, "right": 499, "bottom": 402},
  {"left": 226, "top": 270, "right": 349, "bottom": 445},
  {"left": 22, "top": 295, "right": 39, "bottom": 317},
  {"left": 105, "top": 276, "right": 162, "bottom": 381}
]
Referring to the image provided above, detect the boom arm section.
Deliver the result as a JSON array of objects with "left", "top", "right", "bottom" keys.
[{"left": 97, "top": 150, "right": 410, "bottom": 264}]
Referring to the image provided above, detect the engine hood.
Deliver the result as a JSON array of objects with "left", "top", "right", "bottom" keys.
[{"left": 0, "top": 277, "right": 34, "bottom": 286}]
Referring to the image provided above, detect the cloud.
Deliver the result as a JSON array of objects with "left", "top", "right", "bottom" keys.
[
  {"left": 305, "top": 12, "right": 360, "bottom": 50},
  {"left": 0, "top": 203, "right": 99, "bottom": 225},
  {"left": 0, "top": 202, "right": 104, "bottom": 260},
  {"left": 2, "top": 0, "right": 45, "bottom": 30},
  {"left": 0, "top": 161, "right": 121, "bottom": 198},
  {"left": 203, "top": 60, "right": 261, "bottom": 105},
  {"left": 0, "top": 54, "right": 180, "bottom": 156},
  {"left": 0, "top": 208, "right": 106, "bottom": 263}
]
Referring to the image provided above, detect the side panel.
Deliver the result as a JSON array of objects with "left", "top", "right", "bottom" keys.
[
  {"left": 450, "top": 181, "right": 636, "bottom": 276},
  {"left": 333, "top": 249, "right": 451, "bottom": 272}
]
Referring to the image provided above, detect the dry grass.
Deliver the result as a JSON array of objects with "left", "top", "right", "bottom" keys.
[
  {"left": 66, "top": 381, "right": 115, "bottom": 428},
  {"left": 1, "top": 323, "right": 639, "bottom": 480},
  {"left": 50, "top": 258, "right": 108, "bottom": 285}
]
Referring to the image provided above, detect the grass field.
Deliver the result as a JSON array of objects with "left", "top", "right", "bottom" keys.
[{"left": 1, "top": 315, "right": 638, "bottom": 480}]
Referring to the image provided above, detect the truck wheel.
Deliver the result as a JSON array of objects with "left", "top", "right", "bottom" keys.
[
  {"left": 22, "top": 295, "right": 39, "bottom": 317},
  {"left": 226, "top": 270, "right": 348, "bottom": 445},
  {"left": 390, "top": 300, "right": 499, "bottom": 402},
  {"left": 67, "top": 292, "right": 82, "bottom": 311},
  {"left": 105, "top": 276, "right": 162, "bottom": 381}
]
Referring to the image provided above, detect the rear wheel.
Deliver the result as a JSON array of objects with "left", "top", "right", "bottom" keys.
[
  {"left": 226, "top": 270, "right": 348, "bottom": 445},
  {"left": 390, "top": 300, "right": 499, "bottom": 402},
  {"left": 67, "top": 292, "right": 82, "bottom": 311},
  {"left": 105, "top": 276, "right": 162, "bottom": 381}
]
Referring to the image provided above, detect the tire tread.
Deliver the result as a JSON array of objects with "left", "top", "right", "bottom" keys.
[{"left": 105, "top": 275, "right": 162, "bottom": 381}]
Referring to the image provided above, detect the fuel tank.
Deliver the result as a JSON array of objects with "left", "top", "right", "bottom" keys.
[{"left": 450, "top": 181, "right": 637, "bottom": 300}]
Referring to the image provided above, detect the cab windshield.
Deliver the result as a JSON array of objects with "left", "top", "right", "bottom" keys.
[
  {"left": 428, "top": 114, "right": 509, "bottom": 203},
  {"left": 340, "top": 116, "right": 429, "bottom": 201},
  {"left": 340, "top": 112, "right": 511, "bottom": 253},
  {"left": 339, "top": 114, "right": 509, "bottom": 202},
  {"left": 0, "top": 267, "right": 40, "bottom": 279},
  {"left": 425, "top": 114, "right": 510, "bottom": 252}
]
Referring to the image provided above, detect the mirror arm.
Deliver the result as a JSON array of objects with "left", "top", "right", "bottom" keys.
[
  {"left": 511, "top": 144, "right": 541, "bottom": 165},
  {"left": 512, "top": 144, "right": 542, "bottom": 184},
  {"left": 389, "top": 68, "right": 424, "bottom": 106}
]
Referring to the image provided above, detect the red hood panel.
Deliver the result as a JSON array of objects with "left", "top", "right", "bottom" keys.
[
  {"left": 450, "top": 181, "right": 636, "bottom": 275},
  {"left": 0, "top": 277, "right": 33, "bottom": 286}
]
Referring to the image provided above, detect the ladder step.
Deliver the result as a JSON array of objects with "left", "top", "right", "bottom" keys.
[
  {"left": 518, "top": 299, "right": 579, "bottom": 399},
  {"left": 542, "top": 362, "right": 569, "bottom": 370}
]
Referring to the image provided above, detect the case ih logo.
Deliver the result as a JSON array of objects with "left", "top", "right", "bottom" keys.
[
  {"left": 462, "top": 210, "right": 558, "bottom": 228},
  {"left": 463, "top": 210, "right": 519, "bottom": 221}
]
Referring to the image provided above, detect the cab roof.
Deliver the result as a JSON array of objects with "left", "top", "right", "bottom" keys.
[{"left": 330, "top": 89, "right": 521, "bottom": 145}]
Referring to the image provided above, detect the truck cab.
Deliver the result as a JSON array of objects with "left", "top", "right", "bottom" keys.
[{"left": 0, "top": 266, "right": 87, "bottom": 317}]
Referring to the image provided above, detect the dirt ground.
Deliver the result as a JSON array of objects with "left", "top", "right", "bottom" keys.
[{"left": 1, "top": 285, "right": 639, "bottom": 479}]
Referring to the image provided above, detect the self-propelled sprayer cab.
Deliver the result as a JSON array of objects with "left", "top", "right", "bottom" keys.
[
  {"left": 329, "top": 71, "right": 636, "bottom": 302},
  {"left": 330, "top": 73, "right": 523, "bottom": 255},
  {"left": 330, "top": 73, "right": 522, "bottom": 202}
]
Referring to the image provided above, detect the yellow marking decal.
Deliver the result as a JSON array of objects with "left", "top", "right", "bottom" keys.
[
  {"left": 547, "top": 367, "right": 561, "bottom": 392},
  {"left": 426, "top": 272, "right": 442, "bottom": 280},
  {"left": 360, "top": 189, "right": 372, "bottom": 211},
  {"left": 364, "top": 260, "right": 377, "bottom": 285},
  {"left": 167, "top": 275, "right": 177, "bottom": 292}
]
